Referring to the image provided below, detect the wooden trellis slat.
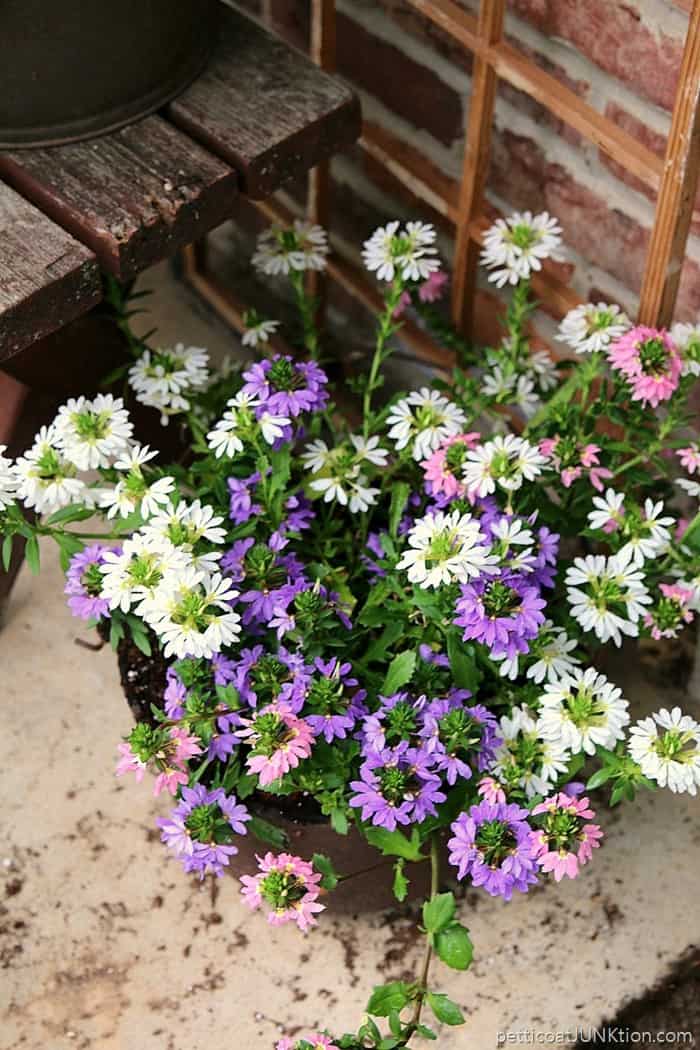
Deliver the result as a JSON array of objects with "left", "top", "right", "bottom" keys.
[
  {"left": 638, "top": 1, "right": 700, "bottom": 326},
  {"left": 306, "top": 0, "right": 336, "bottom": 318}
]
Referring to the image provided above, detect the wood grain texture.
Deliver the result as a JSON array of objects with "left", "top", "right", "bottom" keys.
[
  {"left": 0, "top": 116, "right": 239, "bottom": 281},
  {"left": 0, "top": 181, "right": 100, "bottom": 361},
  {"left": 168, "top": 4, "right": 361, "bottom": 198},
  {"left": 638, "top": 0, "right": 700, "bottom": 326}
]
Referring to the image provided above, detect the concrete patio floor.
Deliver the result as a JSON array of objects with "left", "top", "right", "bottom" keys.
[{"left": 2, "top": 266, "right": 699, "bottom": 1049}]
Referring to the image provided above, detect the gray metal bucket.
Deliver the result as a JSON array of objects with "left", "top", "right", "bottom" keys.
[{"left": 0, "top": 0, "right": 220, "bottom": 148}]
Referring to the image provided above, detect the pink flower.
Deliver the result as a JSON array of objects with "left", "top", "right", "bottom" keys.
[
  {"left": 539, "top": 437, "right": 560, "bottom": 459},
  {"left": 608, "top": 325, "right": 681, "bottom": 408},
  {"left": 530, "top": 793, "right": 602, "bottom": 882},
  {"left": 676, "top": 518, "right": 690, "bottom": 540},
  {"left": 421, "top": 432, "right": 480, "bottom": 498},
  {"left": 115, "top": 742, "right": 147, "bottom": 782},
  {"left": 477, "top": 776, "right": 506, "bottom": 805},
  {"left": 589, "top": 466, "right": 613, "bottom": 492},
  {"left": 277, "top": 1036, "right": 339, "bottom": 1050},
  {"left": 644, "top": 582, "right": 695, "bottom": 640},
  {"left": 392, "top": 290, "right": 412, "bottom": 319},
  {"left": 560, "top": 466, "right": 582, "bottom": 488},
  {"left": 678, "top": 445, "right": 700, "bottom": 475},
  {"left": 153, "top": 767, "right": 189, "bottom": 797},
  {"left": 241, "top": 852, "right": 325, "bottom": 932},
  {"left": 170, "top": 726, "right": 203, "bottom": 765},
  {"left": 239, "top": 704, "right": 314, "bottom": 787},
  {"left": 579, "top": 443, "right": 601, "bottom": 468},
  {"left": 418, "top": 269, "right": 448, "bottom": 303}
]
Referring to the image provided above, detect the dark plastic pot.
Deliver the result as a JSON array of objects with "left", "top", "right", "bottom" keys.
[
  {"left": 110, "top": 633, "right": 435, "bottom": 913},
  {"left": 0, "top": 0, "right": 219, "bottom": 148}
]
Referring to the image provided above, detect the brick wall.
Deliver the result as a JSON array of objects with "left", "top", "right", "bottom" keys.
[{"left": 234, "top": 0, "right": 700, "bottom": 335}]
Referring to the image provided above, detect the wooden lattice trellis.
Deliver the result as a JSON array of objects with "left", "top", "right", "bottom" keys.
[{"left": 184, "top": 0, "right": 700, "bottom": 364}]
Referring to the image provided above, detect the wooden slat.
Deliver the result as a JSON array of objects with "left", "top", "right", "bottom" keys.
[
  {"left": 168, "top": 4, "right": 361, "bottom": 199},
  {"left": 405, "top": 0, "right": 664, "bottom": 193},
  {"left": 638, "top": 0, "right": 700, "bottom": 326},
  {"left": 0, "top": 181, "right": 101, "bottom": 361},
  {"left": 306, "top": 0, "right": 337, "bottom": 315},
  {"left": 452, "top": 0, "right": 505, "bottom": 335},
  {"left": 0, "top": 117, "right": 239, "bottom": 282}
]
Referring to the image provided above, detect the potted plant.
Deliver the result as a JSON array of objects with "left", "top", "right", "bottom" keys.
[
  {"left": 2, "top": 212, "right": 700, "bottom": 1048},
  {"left": 0, "top": 0, "right": 218, "bottom": 148}
]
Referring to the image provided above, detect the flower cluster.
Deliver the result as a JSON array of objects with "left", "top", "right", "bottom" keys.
[{"left": 5, "top": 208, "right": 700, "bottom": 1049}]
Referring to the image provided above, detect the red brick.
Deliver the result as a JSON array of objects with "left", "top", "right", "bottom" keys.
[
  {"left": 511, "top": 1, "right": 683, "bottom": 111},
  {"left": 602, "top": 102, "right": 700, "bottom": 237},
  {"left": 336, "top": 11, "right": 464, "bottom": 147}
]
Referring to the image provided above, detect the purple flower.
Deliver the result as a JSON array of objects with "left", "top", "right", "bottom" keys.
[
  {"left": 447, "top": 801, "right": 539, "bottom": 900},
  {"left": 418, "top": 644, "right": 450, "bottom": 669},
  {"left": 241, "top": 355, "right": 328, "bottom": 417},
  {"left": 362, "top": 532, "right": 388, "bottom": 579},
  {"left": 211, "top": 653, "right": 237, "bottom": 686},
  {"left": 227, "top": 472, "right": 262, "bottom": 524},
  {"left": 532, "top": 525, "right": 559, "bottom": 589},
  {"left": 164, "top": 667, "right": 187, "bottom": 719},
  {"left": 303, "top": 657, "right": 367, "bottom": 742},
  {"left": 454, "top": 572, "right": 546, "bottom": 661},
  {"left": 420, "top": 699, "right": 500, "bottom": 785},
  {"left": 349, "top": 746, "right": 446, "bottom": 830},
  {"left": 221, "top": 537, "right": 255, "bottom": 582},
  {"left": 207, "top": 731, "right": 239, "bottom": 761},
  {"left": 226, "top": 541, "right": 308, "bottom": 628},
  {"left": 64, "top": 544, "right": 113, "bottom": 620},
  {"left": 360, "top": 693, "right": 428, "bottom": 755},
  {"left": 157, "top": 784, "right": 250, "bottom": 879},
  {"left": 231, "top": 645, "right": 311, "bottom": 709}
]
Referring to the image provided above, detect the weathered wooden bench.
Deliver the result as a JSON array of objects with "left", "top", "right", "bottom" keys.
[{"left": 0, "top": 2, "right": 360, "bottom": 608}]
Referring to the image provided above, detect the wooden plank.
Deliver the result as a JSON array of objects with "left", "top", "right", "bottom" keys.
[
  {"left": 405, "top": 0, "right": 664, "bottom": 193},
  {"left": 306, "top": 0, "right": 337, "bottom": 317},
  {"left": 0, "top": 117, "right": 239, "bottom": 282},
  {"left": 0, "top": 181, "right": 101, "bottom": 361},
  {"left": 638, "top": 0, "right": 700, "bottom": 326},
  {"left": 452, "top": 0, "right": 505, "bottom": 335},
  {"left": 168, "top": 4, "right": 361, "bottom": 199}
]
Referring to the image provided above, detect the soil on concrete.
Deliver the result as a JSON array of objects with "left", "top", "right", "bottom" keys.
[{"left": 575, "top": 950, "right": 700, "bottom": 1046}]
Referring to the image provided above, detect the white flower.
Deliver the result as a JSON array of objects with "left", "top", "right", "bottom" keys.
[
  {"left": 0, "top": 445, "right": 18, "bottom": 510},
  {"left": 347, "top": 476, "right": 380, "bottom": 514},
  {"left": 490, "top": 517, "right": 534, "bottom": 550},
  {"left": 618, "top": 498, "right": 674, "bottom": 567},
  {"left": 141, "top": 499, "right": 226, "bottom": 573},
  {"left": 538, "top": 667, "right": 629, "bottom": 756},
  {"left": 362, "top": 220, "right": 440, "bottom": 283},
  {"left": 628, "top": 707, "right": 700, "bottom": 795},
  {"left": 481, "top": 366, "right": 515, "bottom": 400},
  {"left": 670, "top": 322, "right": 700, "bottom": 377},
  {"left": 206, "top": 392, "right": 262, "bottom": 459},
  {"left": 143, "top": 568, "right": 241, "bottom": 659},
  {"left": 480, "top": 211, "right": 563, "bottom": 287},
  {"left": 53, "top": 394, "right": 132, "bottom": 469},
  {"left": 113, "top": 444, "right": 159, "bottom": 471},
  {"left": 14, "top": 426, "right": 88, "bottom": 514},
  {"left": 349, "top": 434, "right": 390, "bottom": 467},
  {"left": 493, "top": 705, "right": 570, "bottom": 798},
  {"left": 128, "top": 344, "right": 209, "bottom": 425},
  {"left": 512, "top": 374, "right": 540, "bottom": 418},
  {"left": 397, "top": 509, "right": 496, "bottom": 589},
  {"left": 463, "top": 434, "right": 546, "bottom": 497},
  {"left": 99, "top": 535, "right": 190, "bottom": 614},
  {"left": 310, "top": 476, "right": 349, "bottom": 506},
  {"left": 557, "top": 302, "right": 630, "bottom": 355},
  {"left": 587, "top": 488, "right": 625, "bottom": 532},
  {"left": 386, "top": 388, "right": 466, "bottom": 461},
  {"left": 677, "top": 477, "right": 700, "bottom": 499},
  {"left": 100, "top": 469, "right": 176, "bottom": 521},
  {"left": 301, "top": 439, "right": 333, "bottom": 474},
  {"left": 526, "top": 623, "right": 580, "bottom": 684},
  {"left": 258, "top": 411, "right": 291, "bottom": 445},
  {"left": 565, "top": 549, "right": 651, "bottom": 645},
  {"left": 526, "top": 350, "right": 559, "bottom": 392},
  {"left": 252, "top": 220, "right": 329, "bottom": 276},
  {"left": 241, "top": 318, "right": 280, "bottom": 348}
]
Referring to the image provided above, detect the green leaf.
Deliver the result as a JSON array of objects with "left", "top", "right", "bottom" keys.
[
  {"left": 248, "top": 816, "right": 288, "bottom": 849},
  {"left": 434, "top": 924, "right": 473, "bottom": 971},
  {"left": 2, "top": 534, "right": 13, "bottom": 572},
  {"left": 415, "top": 1024, "right": 438, "bottom": 1040},
  {"left": 389, "top": 482, "right": 410, "bottom": 538},
  {"left": 586, "top": 766, "right": 613, "bottom": 790},
  {"left": 109, "top": 616, "right": 125, "bottom": 650},
  {"left": 367, "top": 981, "right": 411, "bottom": 1017},
  {"left": 330, "top": 807, "right": 349, "bottom": 835},
  {"left": 446, "top": 634, "right": 481, "bottom": 691},
  {"left": 392, "top": 859, "right": 409, "bottom": 903},
  {"left": 364, "top": 621, "right": 404, "bottom": 664},
  {"left": 56, "top": 532, "right": 85, "bottom": 572},
  {"left": 24, "top": 534, "right": 40, "bottom": 574},
  {"left": 45, "top": 505, "right": 94, "bottom": 526},
  {"left": 422, "top": 892, "right": 456, "bottom": 935},
  {"left": 312, "top": 853, "right": 340, "bottom": 891},
  {"left": 381, "top": 650, "right": 416, "bottom": 695},
  {"left": 363, "top": 826, "right": 426, "bottom": 862},
  {"left": 426, "top": 992, "right": 465, "bottom": 1026}
]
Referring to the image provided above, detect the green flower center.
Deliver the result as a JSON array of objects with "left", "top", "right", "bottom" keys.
[
  {"left": 307, "top": 677, "right": 347, "bottom": 716},
  {"left": 268, "top": 357, "right": 299, "bottom": 391},
  {"left": 379, "top": 765, "right": 414, "bottom": 806},
  {"left": 445, "top": 443, "right": 469, "bottom": 471},
  {"left": 251, "top": 711, "right": 294, "bottom": 755},
  {"left": 654, "top": 728, "right": 698, "bottom": 764},
  {"left": 170, "top": 591, "right": 212, "bottom": 633},
  {"left": 384, "top": 701, "right": 419, "bottom": 745},
  {"left": 508, "top": 223, "right": 539, "bottom": 252},
  {"left": 34, "top": 445, "right": 71, "bottom": 482},
  {"left": 589, "top": 308, "right": 615, "bottom": 332},
  {"left": 260, "top": 868, "right": 307, "bottom": 909},
  {"left": 540, "top": 807, "right": 580, "bottom": 852},
  {"left": 81, "top": 562, "right": 104, "bottom": 597},
  {"left": 127, "top": 553, "right": 163, "bottom": 591},
  {"left": 483, "top": 581, "right": 520, "bottom": 619},
  {"left": 653, "top": 597, "right": 684, "bottom": 632},
  {"left": 437, "top": 709, "right": 482, "bottom": 758},
  {"left": 415, "top": 404, "right": 443, "bottom": 429},
  {"left": 500, "top": 731, "right": 546, "bottom": 783},
  {"left": 562, "top": 687, "right": 607, "bottom": 730},
  {"left": 185, "top": 802, "right": 222, "bottom": 843},
  {"left": 427, "top": 529, "right": 461, "bottom": 565},
  {"left": 638, "top": 337, "right": 669, "bottom": 376},
  {"left": 475, "top": 819, "right": 517, "bottom": 867},
  {"left": 70, "top": 409, "right": 111, "bottom": 442}
]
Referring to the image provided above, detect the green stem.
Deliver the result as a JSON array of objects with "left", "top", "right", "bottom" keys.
[
  {"left": 290, "top": 271, "right": 319, "bottom": 359},
  {"left": 404, "top": 833, "right": 440, "bottom": 1043},
  {"left": 362, "top": 279, "right": 405, "bottom": 438}
]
